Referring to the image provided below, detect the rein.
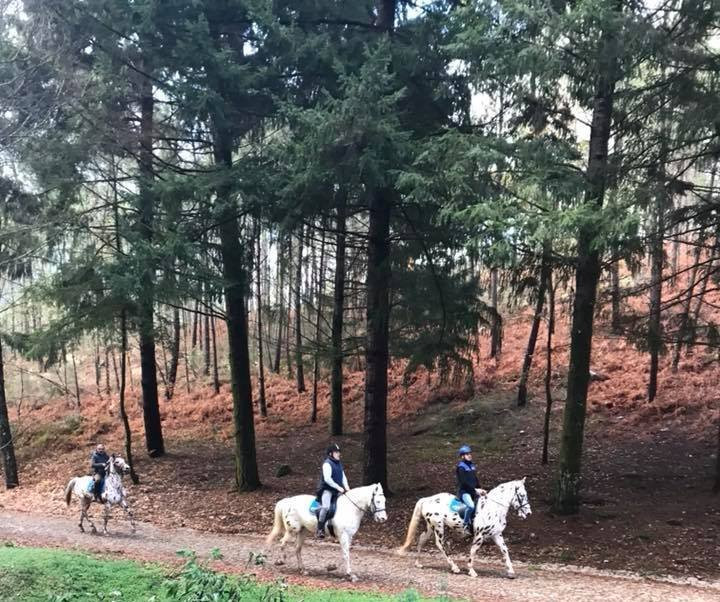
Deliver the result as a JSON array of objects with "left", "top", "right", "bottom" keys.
[
  {"left": 480, "top": 487, "right": 530, "bottom": 513},
  {"left": 341, "top": 488, "right": 384, "bottom": 518}
]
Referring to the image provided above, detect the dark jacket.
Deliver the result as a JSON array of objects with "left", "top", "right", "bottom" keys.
[
  {"left": 91, "top": 451, "right": 110, "bottom": 477},
  {"left": 456, "top": 459, "right": 479, "bottom": 499},
  {"left": 317, "top": 457, "right": 345, "bottom": 496}
]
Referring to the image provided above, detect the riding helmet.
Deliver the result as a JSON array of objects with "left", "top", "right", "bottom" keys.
[
  {"left": 327, "top": 443, "right": 341, "bottom": 455},
  {"left": 458, "top": 444, "right": 472, "bottom": 456}
]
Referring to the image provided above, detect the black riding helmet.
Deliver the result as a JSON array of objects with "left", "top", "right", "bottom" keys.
[{"left": 327, "top": 443, "right": 340, "bottom": 455}]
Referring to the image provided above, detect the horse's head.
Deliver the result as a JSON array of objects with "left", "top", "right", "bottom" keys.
[
  {"left": 370, "top": 483, "right": 387, "bottom": 523},
  {"left": 109, "top": 454, "right": 131, "bottom": 475},
  {"left": 512, "top": 477, "right": 532, "bottom": 519}
]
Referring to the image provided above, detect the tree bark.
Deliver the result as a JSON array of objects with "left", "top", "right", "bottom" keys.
[
  {"left": 490, "top": 268, "right": 502, "bottom": 357},
  {"left": 137, "top": 64, "right": 165, "bottom": 458},
  {"left": 517, "top": 244, "right": 551, "bottom": 406},
  {"left": 311, "top": 220, "right": 327, "bottom": 423},
  {"left": 648, "top": 155, "right": 667, "bottom": 401},
  {"left": 166, "top": 308, "right": 181, "bottom": 399},
  {"left": 295, "top": 226, "right": 306, "bottom": 392},
  {"left": 672, "top": 242, "right": 702, "bottom": 372},
  {"left": 610, "top": 252, "right": 621, "bottom": 333},
  {"left": 0, "top": 336, "right": 19, "bottom": 489},
  {"left": 285, "top": 237, "right": 294, "bottom": 379},
  {"left": 255, "top": 222, "right": 267, "bottom": 417},
  {"left": 214, "top": 135, "right": 260, "bottom": 491},
  {"left": 542, "top": 272, "right": 555, "bottom": 465},
  {"left": 330, "top": 191, "right": 348, "bottom": 435},
  {"left": 273, "top": 236, "right": 285, "bottom": 374},
  {"left": 555, "top": 14, "right": 618, "bottom": 513}
]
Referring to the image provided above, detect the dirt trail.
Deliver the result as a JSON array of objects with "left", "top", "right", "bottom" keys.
[{"left": 0, "top": 510, "right": 717, "bottom": 601}]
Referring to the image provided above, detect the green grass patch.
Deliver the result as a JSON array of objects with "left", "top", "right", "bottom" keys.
[{"left": 0, "top": 545, "right": 454, "bottom": 602}]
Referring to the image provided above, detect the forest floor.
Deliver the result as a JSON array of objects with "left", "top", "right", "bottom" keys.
[
  {"left": 2, "top": 279, "right": 720, "bottom": 597},
  {"left": 1, "top": 509, "right": 718, "bottom": 602}
]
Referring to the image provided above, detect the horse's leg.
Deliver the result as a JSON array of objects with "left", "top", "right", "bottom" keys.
[
  {"left": 102, "top": 503, "right": 111, "bottom": 534},
  {"left": 294, "top": 530, "right": 307, "bottom": 574},
  {"left": 467, "top": 534, "right": 485, "bottom": 578},
  {"left": 432, "top": 524, "right": 460, "bottom": 574},
  {"left": 492, "top": 534, "right": 515, "bottom": 578},
  {"left": 77, "top": 498, "right": 85, "bottom": 533},
  {"left": 275, "top": 529, "right": 292, "bottom": 565},
  {"left": 121, "top": 499, "right": 136, "bottom": 532},
  {"left": 83, "top": 499, "right": 97, "bottom": 534},
  {"left": 339, "top": 531, "right": 357, "bottom": 582},
  {"left": 414, "top": 523, "right": 433, "bottom": 569}
]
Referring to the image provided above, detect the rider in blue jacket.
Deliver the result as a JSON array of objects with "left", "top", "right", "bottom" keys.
[{"left": 456, "top": 444, "right": 481, "bottom": 534}]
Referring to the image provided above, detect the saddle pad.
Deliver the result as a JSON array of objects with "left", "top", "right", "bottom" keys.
[
  {"left": 309, "top": 499, "right": 320, "bottom": 513},
  {"left": 449, "top": 497, "right": 466, "bottom": 514}
]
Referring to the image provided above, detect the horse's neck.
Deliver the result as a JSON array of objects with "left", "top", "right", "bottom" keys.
[
  {"left": 487, "top": 482, "right": 514, "bottom": 514},
  {"left": 346, "top": 485, "right": 372, "bottom": 511}
]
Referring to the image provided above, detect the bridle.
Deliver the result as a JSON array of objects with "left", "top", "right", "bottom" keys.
[
  {"left": 342, "top": 486, "right": 386, "bottom": 518},
  {"left": 482, "top": 485, "right": 530, "bottom": 514}
]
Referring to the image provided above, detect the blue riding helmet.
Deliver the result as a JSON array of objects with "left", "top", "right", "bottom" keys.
[{"left": 458, "top": 445, "right": 472, "bottom": 456}]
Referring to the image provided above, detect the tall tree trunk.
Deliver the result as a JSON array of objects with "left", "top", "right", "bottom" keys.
[
  {"left": 555, "top": 15, "right": 618, "bottom": 513},
  {"left": 273, "top": 237, "right": 285, "bottom": 374},
  {"left": 331, "top": 191, "right": 348, "bottom": 435},
  {"left": 542, "top": 272, "right": 556, "bottom": 465},
  {"left": 94, "top": 340, "right": 102, "bottom": 398},
  {"left": 610, "top": 251, "right": 621, "bottom": 333},
  {"left": 311, "top": 220, "right": 327, "bottom": 423},
  {"left": 0, "top": 336, "right": 19, "bottom": 489},
  {"left": 517, "top": 244, "right": 551, "bottom": 406},
  {"left": 214, "top": 136, "right": 260, "bottom": 491},
  {"left": 362, "top": 0, "right": 396, "bottom": 492},
  {"left": 71, "top": 351, "right": 81, "bottom": 408},
  {"left": 286, "top": 238, "right": 294, "bottom": 379},
  {"left": 192, "top": 299, "right": 200, "bottom": 348},
  {"left": 648, "top": 152, "right": 667, "bottom": 402},
  {"left": 166, "top": 307, "right": 181, "bottom": 399},
  {"left": 489, "top": 268, "right": 501, "bottom": 357},
  {"left": 295, "top": 226, "right": 306, "bottom": 392},
  {"left": 255, "top": 223, "right": 267, "bottom": 417},
  {"left": 204, "top": 283, "right": 211, "bottom": 377},
  {"left": 183, "top": 308, "right": 192, "bottom": 394},
  {"left": 113, "top": 162, "right": 139, "bottom": 484},
  {"left": 672, "top": 242, "right": 702, "bottom": 372},
  {"left": 137, "top": 65, "right": 164, "bottom": 458}
]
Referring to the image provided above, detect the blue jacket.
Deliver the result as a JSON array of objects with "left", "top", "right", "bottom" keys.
[
  {"left": 456, "top": 459, "right": 479, "bottom": 499},
  {"left": 91, "top": 451, "right": 110, "bottom": 477}
]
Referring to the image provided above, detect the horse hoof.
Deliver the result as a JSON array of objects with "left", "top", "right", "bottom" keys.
[
  {"left": 507, "top": 572, "right": 516, "bottom": 580},
  {"left": 451, "top": 565, "right": 461, "bottom": 574},
  {"left": 326, "top": 564, "right": 337, "bottom": 572},
  {"left": 468, "top": 569, "right": 478, "bottom": 578},
  {"left": 274, "top": 560, "right": 285, "bottom": 566},
  {"left": 300, "top": 569, "right": 309, "bottom": 576},
  {"left": 414, "top": 561, "right": 424, "bottom": 569},
  {"left": 349, "top": 574, "right": 358, "bottom": 583},
  {"left": 90, "top": 527, "right": 97, "bottom": 535}
]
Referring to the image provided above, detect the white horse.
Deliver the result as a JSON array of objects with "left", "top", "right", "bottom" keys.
[
  {"left": 64, "top": 454, "right": 136, "bottom": 535},
  {"left": 397, "top": 478, "right": 531, "bottom": 578},
  {"left": 265, "top": 483, "right": 387, "bottom": 582}
]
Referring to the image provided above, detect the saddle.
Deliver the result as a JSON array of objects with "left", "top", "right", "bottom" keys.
[
  {"left": 449, "top": 497, "right": 467, "bottom": 515},
  {"left": 310, "top": 496, "right": 338, "bottom": 538}
]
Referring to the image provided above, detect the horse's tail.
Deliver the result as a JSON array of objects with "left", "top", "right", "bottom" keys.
[
  {"left": 396, "top": 497, "right": 425, "bottom": 556},
  {"left": 65, "top": 478, "right": 76, "bottom": 506},
  {"left": 265, "top": 500, "right": 285, "bottom": 547}
]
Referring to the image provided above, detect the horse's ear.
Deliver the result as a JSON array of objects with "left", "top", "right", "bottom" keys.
[{"left": 522, "top": 476, "right": 526, "bottom": 483}]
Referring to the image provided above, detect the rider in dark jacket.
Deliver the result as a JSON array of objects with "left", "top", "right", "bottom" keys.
[
  {"left": 315, "top": 443, "right": 349, "bottom": 539},
  {"left": 456, "top": 445, "right": 481, "bottom": 533},
  {"left": 90, "top": 444, "right": 110, "bottom": 501}
]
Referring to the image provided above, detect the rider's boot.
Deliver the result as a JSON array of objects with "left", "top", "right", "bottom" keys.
[{"left": 316, "top": 509, "right": 327, "bottom": 539}]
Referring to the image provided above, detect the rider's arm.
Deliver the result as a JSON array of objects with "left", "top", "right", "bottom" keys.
[
  {"left": 322, "top": 462, "right": 345, "bottom": 492},
  {"left": 342, "top": 473, "right": 349, "bottom": 491},
  {"left": 457, "top": 465, "right": 476, "bottom": 491}
]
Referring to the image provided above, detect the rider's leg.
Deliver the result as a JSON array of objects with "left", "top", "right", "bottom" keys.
[
  {"left": 93, "top": 474, "right": 103, "bottom": 500},
  {"left": 316, "top": 490, "right": 332, "bottom": 538},
  {"left": 461, "top": 493, "right": 475, "bottom": 530}
]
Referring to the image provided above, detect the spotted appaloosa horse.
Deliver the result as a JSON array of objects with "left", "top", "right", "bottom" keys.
[
  {"left": 64, "top": 454, "right": 136, "bottom": 535},
  {"left": 397, "top": 478, "right": 531, "bottom": 578},
  {"left": 266, "top": 484, "right": 387, "bottom": 582}
]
